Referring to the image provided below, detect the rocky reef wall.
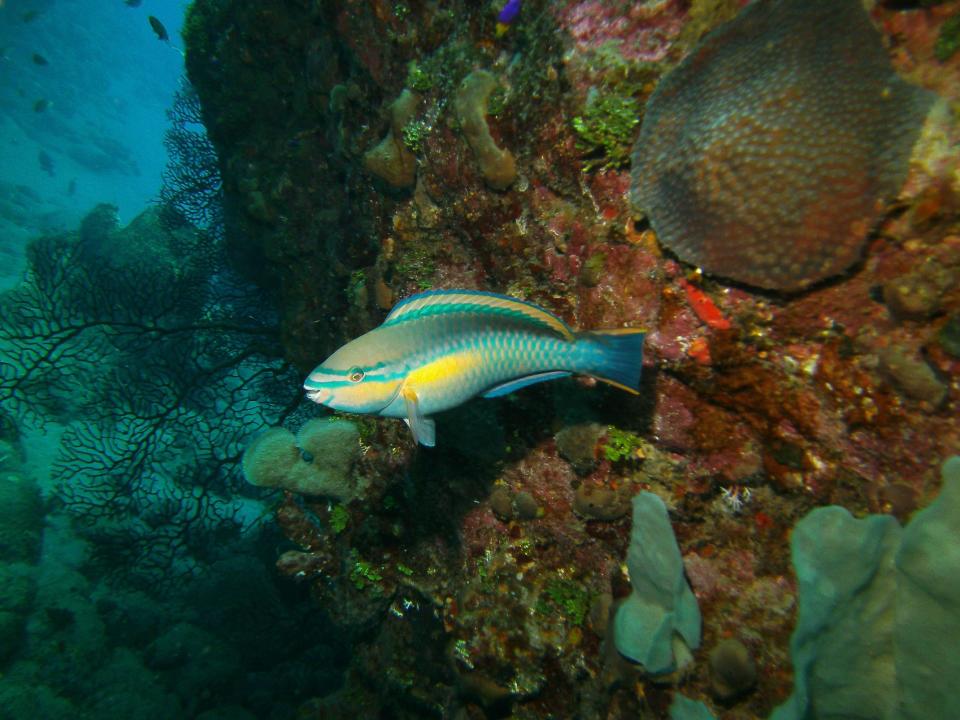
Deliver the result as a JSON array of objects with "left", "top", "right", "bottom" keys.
[{"left": 183, "top": 0, "right": 960, "bottom": 717}]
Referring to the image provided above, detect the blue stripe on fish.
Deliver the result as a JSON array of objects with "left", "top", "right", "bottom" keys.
[{"left": 383, "top": 288, "right": 575, "bottom": 341}]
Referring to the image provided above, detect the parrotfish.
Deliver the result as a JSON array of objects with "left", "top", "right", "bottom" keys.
[{"left": 304, "top": 289, "right": 645, "bottom": 447}]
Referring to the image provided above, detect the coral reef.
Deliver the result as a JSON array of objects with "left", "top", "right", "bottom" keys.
[
  {"left": 171, "top": 0, "right": 960, "bottom": 716},
  {"left": 0, "top": 472, "right": 43, "bottom": 565}
]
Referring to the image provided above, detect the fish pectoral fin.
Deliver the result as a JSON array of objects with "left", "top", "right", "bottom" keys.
[
  {"left": 403, "top": 418, "right": 436, "bottom": 447},
  {"left": 402, "top": 386, "right": 436, "bottom": 447},
  {"left": 481, "top": 371, "right": 571, "bottom": 399}
]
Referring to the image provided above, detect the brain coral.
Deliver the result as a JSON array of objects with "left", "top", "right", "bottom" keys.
[
  {"left": 631, "top": 0, "right": 935, "bottom": 291},
  {"left": 242, "top": 419, "right": 363, "bottom": 502}
]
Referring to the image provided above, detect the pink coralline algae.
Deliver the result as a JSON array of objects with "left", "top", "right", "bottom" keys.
[
  {"left": 631, "top": 0, "right": 935, "bottom": 291},
  {"left": 553, "top": 0, "right": 686, "bottom": 63}
]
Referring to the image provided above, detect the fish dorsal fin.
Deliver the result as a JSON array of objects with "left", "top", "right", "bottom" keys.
[{"left": 383, "top": 289, "right": 574, "bottom": 341}]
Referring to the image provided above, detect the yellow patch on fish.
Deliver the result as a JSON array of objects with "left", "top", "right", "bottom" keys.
[{"left": 405, "top": 350, "right": 484, "bottom": 391}]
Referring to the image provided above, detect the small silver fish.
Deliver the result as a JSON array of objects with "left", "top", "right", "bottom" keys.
[{"left": 304, "top": 289, "right": 645, "bottom": 446}]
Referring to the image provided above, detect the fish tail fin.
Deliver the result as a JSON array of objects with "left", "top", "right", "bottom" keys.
[{"left": 575, "top": 329, "right": 646, "bottom": 394}]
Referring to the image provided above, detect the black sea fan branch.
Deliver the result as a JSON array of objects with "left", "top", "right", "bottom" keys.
[
  {"left": 158, "top": 79, "right": 224, "bottom": 239},
  {"left": 1, "top": 205, "right": 301, "bottom": 592}
]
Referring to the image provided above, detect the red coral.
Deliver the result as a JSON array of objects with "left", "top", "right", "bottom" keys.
[{"left": 552, "top": 0, "right": 686, "bottom": 63}]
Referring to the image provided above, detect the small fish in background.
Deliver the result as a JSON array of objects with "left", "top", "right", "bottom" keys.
[
  {"left": 496, "top": 0, "right": 521, "bottom": 36},
  {"left": 67, "top": 178, "right": 76, "bottom": 195},
  {"left": 33, "top": 98, "right": 50, "bottom": 112},
  {"left": 32, "top": 52, "right": 48, "bottom": 66},
  {"left": 125, "top": 0, "right": 143, "bottom": 6},
  {"left": 304, "top": 289, "right": 646, "bottom": 447},
  {"left": 21, "top": 9, "right": 40, "bottom": 22},
  {"left": 37, "top": 150, "right": 54, "bottom": 177},
  {"left": 148, "top": 15, "right": 168, "bottom": 41}
]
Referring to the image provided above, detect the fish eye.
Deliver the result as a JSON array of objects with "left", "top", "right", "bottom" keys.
[{"left": 347, "top": 367, "right": 365, "bottom": 383}]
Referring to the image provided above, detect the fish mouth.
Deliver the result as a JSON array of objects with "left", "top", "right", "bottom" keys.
[{"left": 304, "top": 387, "right": 329, "bottom": 406}]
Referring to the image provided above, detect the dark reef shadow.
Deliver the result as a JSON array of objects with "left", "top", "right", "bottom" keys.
[{"left": 397, "top": 372, "right": 658, "bottom": 546}]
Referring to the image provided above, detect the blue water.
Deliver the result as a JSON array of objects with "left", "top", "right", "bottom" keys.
[
  {"left": 0, "top": 0, "right": 187, "bottom": 287},
  {"left": 0, "top": 4, "right": 345, "bottom": 717}
]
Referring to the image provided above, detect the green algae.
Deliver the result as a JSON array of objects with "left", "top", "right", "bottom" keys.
[
  {"left": 536, "top": 579, "right": 592, "bottom": 626},
  {"left": 406, "top": 61, "right": 435, "bottom": 93},
  {"left": 394, "top": 239, "right": 438, "bottom": 289},
  {"left": 486, "top": 84, "right": 508, "bottom": 117},
  {"left": 329, "top": 504, "right": 350, "bottom": 534},
  {"left": 350, "top": 559, "right": 383, "bottom": 590},
  {"left": 935, "top": 15, "right": 960, "bottom": 62},
  {"left": 573, "top": 89, "right": 641, "bottom": 171},
  {"left": 601, "top": 426, "right": 644, "bottom": 463},
  {"left": 401, "top": 118, "right": 431, "bottom": 153}
]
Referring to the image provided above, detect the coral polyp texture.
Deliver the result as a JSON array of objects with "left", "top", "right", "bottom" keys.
[
  {"left": 242, "top": 419, "right": 362, "bottom": 502},
  {"left": 631, "top": 0, "right": 935, "bottom": 291}
]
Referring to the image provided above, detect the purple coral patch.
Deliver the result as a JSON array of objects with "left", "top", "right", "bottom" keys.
[{"left": 631, "top": 0, "right": 934, "bottom": 291}]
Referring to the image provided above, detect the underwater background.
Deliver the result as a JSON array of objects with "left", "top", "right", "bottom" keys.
[{"left": 0, "top": 1, "right": 958, "bottom": 719}]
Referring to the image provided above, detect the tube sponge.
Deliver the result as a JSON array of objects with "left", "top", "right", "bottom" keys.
[
  {"left": 454, "top": 70, "right": 516, "bottom": 191},
  {"left": 242, "top": 419, "right": 362, "bottom": 502},
  {"left": 613, "top": 491, "right": 701, "bottom": 675}
]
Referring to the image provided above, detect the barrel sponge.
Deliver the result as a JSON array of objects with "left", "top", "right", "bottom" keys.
[
  {"left": 454, "top": 70, "right": 516, "bottom": 191},
  {"left": 242, "top": 419, "right": 362, "bottom": 502},
  {"left": 363, "top": 89, "right": 419, "bottom": 189},
  {"left": 613, "top": 491, "right": 701, "bottom": 675},
  {"left": 631, "top": 0, "right": 934, "bottom": 291}
]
